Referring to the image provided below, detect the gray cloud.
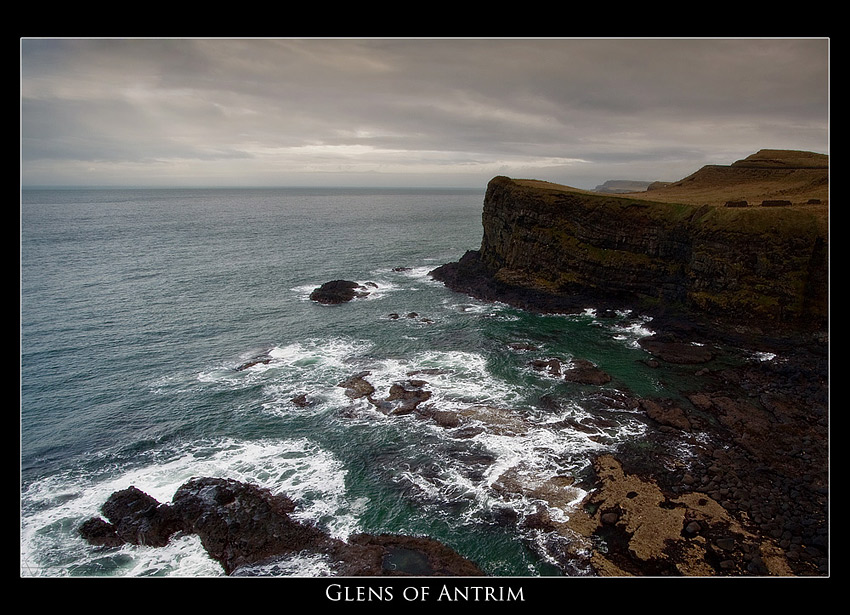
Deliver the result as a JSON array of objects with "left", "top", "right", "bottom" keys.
[{"left": 21, "top": 37, "right": 829, "bottom": 189}]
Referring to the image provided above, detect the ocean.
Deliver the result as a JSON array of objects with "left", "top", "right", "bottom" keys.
[{"left": 20, "top": 187, "right": 669, "bottom": 577}]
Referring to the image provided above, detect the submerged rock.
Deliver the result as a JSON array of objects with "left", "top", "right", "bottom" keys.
[
  {"left": 236, "top": 355, "right": 272, "bottom": 371},
  {"left": 528, "top": 358, "right": 562, "bottom": 377},
  {"left": 638, "top": 337, "right": 715, "bottom": 364},
  {"left": 563, "top": 359, "right": 612, "bottom": 385},
  {"left": 529, "top": 357, "right": 612, "bottom": 385}
]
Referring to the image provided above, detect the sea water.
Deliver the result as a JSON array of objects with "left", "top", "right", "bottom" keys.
[{"left": 21, "top": 187, "right": 667, "bottom": 577}]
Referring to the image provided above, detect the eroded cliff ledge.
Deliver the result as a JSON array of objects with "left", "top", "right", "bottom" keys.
[{"left": 432, "top": 150, "right": 828, "bottom": 346}]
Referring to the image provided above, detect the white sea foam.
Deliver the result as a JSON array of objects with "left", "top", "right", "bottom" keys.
[
  {"left": 386, "top": 388, "right": 647, "bottom": 532},
  {"left": 232, "top": 552, "right": 335, "bottom": 577},
  {"left": 405, "top": 349, "right": 523, "bottom": 407},
  {"left": 609, "top": 316, "right": 655, "bottom": 348},
  {"left": 392, "top": 265, "right": 437, "bottom": 280},
  {"left": 20, "top": 436, "right": 355, "bottom": 577},
  {"left": 198, "top": 338, "right": 372, "bottom": 392}
]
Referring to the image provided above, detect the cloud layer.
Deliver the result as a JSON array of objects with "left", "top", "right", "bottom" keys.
[{"left": 21, "top": 38, "right": 829, "bottom": 189}]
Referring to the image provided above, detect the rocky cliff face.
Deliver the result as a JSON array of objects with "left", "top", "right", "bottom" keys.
[{"left": 433, "top": 153, "right": 828, "bottom": 341}]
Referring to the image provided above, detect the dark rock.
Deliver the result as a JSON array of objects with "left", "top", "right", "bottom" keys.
[
  {"left": 407, "top": 368, "right": 449, "bottom": 376},
  {"left": 337, "top": 372, "right": 376, "bottom": 400},
  {"left": 640, "top": 399, "right": 692, "bottom": 431},
  {"left": 172, "top": 477, "right": 327, "bottom": 574},
  {"left": 508, "top": 342, "right": 538, "bottom": 352},
  {"left": 383, "top": 380, "right": 432, "bottom": 414},
  {"left": 348, "top": 534, "right": 485, "bottom": 577},
  {"left": 290, "top": 394, "right": 312, "bottom": 407},
  {"left": 99, "top": 486, "right": 182, "bottom": 547},
  {"left": 639, "top": 337, "right": 715, "bottom": 364},
  {"left": 310, "top": 280, "right": 370, "bottom": 304},
  {"left": 429, "top": 409, "right": 462, "bottom": 429},
  {"left": 236, "top": 356, "right": 271, "bottom": 371},
  {"left": 78, "top": 517, "right": 123, "bottom": 547},
  {"left": 80, "top": 478, "right": 484, "bottom": 577},
  {"left": 528, "top": 358, "right": 562, "bottom": 377},
  {"left": 563, "top": 359, "right": 612, "bottom": 385}
]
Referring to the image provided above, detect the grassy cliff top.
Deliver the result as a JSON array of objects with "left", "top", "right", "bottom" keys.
[
  {"left": 515, "top": 149, "right": 827, "bottom": 205},
  {"left": 506, "top": 149, "right": 828, "bottom": 232}
]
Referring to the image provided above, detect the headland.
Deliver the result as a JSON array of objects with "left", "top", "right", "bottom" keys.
[{"left": 430, "top": 149, "right": 829, "bottom": 576}]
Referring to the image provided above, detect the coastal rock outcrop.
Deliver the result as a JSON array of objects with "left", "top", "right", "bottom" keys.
[
  {"left": 431, "top": 151, "right": 828, "bottom": 339},
  {"left": 428, "top": 150, "right": 828, "bottom": 576},
  {"left": 79, "top": 477, "right": 484, "bottom": 576},
  {"left": 559, "top": 455, "right": 794, "bottom": 576}
]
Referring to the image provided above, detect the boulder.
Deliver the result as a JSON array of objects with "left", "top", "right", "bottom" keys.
[
  {"left": 528, "top": 358, "right": 562, "bottom": 376},
  {"left": 337, "top": 372, "right": 376, "bottom": 400},
  {"left": 382, "top": 380, "right": 432, "bottom": 414},
  {"left": 310, "top": 280, "right": 370, "bottom": 304},
  {"left": 77, "top": 517, "right": 124, "bottom": 547},
  {"left": 171, "top": 477, "right": 330, "bottom": 574}
]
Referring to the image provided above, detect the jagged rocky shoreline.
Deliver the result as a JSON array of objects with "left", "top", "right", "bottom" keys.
[
  {"left": 79, "top": 477, "right": 484, "bottom": 576},
  {"left": 431, "top": 254, "right": 828, "bottom": 575},
  {"left": 427, "top": 161, "right": 829, "bottom": 576}
]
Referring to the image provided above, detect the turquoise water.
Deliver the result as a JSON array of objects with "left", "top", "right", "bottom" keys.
[{"left": 20, "top": 187, "right": 669, "bottom": 577}]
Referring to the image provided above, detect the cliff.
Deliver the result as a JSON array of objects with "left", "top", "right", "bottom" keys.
[
  {"left": 432, "top": 150, "right": 828, "bottom": 343},
  {"left": 429, "top": 150, "right": 829, "bottom": 577}
]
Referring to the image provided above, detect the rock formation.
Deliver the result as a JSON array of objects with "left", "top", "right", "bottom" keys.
[
  {"left": 431, "top": 150, "right": 828, "bottom": 341},
  {"left": 79, "top": 477, "right": 484, "bottom": 577},
  {"left": 310, "top": 280, "right": 371, "bottom": 304}
]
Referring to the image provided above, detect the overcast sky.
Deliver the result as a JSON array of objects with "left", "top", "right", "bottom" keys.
[{"left": 20, "top": 37, "right": 829, "bottom": 190}]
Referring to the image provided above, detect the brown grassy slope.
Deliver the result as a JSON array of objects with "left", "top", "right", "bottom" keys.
[
  {"left": 518, "top": 149, "right": 828, "bottom": 211},
  {"left": 620, "top": 149, "right": 827, "bottom": 208}
]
